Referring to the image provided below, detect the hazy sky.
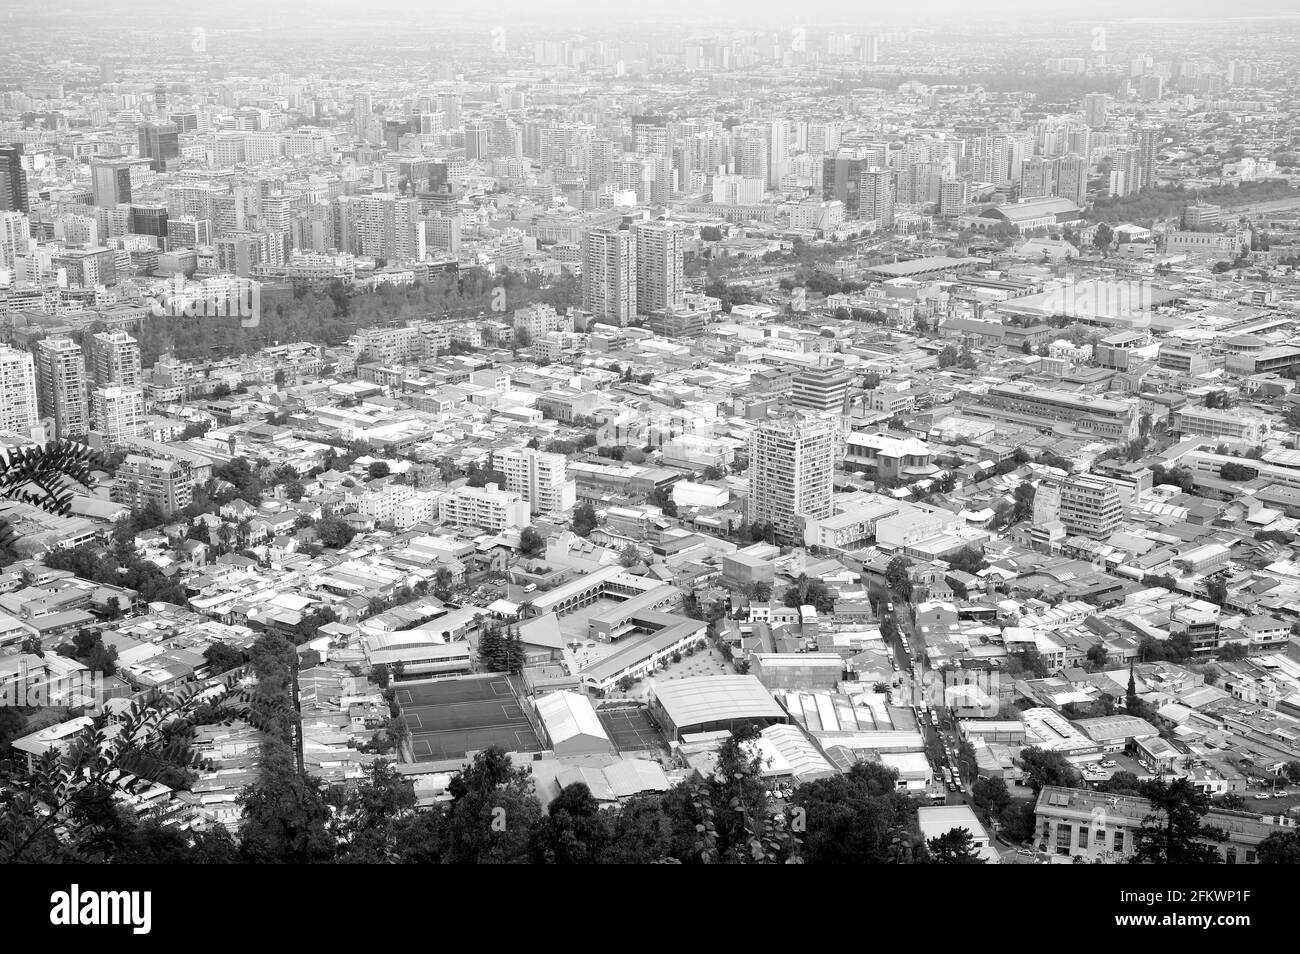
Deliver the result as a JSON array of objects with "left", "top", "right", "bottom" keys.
[{"left": 9, "top": 0, "right": 1300, "bottom": 29}]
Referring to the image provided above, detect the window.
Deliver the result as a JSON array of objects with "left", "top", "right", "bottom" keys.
[
  {"left": 1056, "top": 823, "right": 1072, "bottom": 849},
  {"left": 1079, "top": 827, "right": 1089, "bottom": 849}
]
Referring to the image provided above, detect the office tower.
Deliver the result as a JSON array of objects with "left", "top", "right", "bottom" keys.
[
  {"left": 791, "top": 360, "right": 851, "bottom": 412},
  {"left": 860, "top": 168, "right": 894, "bottom": 228},
  {"left": 464, "top": 121, "right": 490, "bottom": 160},
  {"left": 0, "top": 345, "right": 38, "bottom": 434},
  {"left": 1083, "top": 93, "right": 1109, "bottom": 129},
  {"left": 748, "top": 416, "right": 836, "bottom": 546},
  {"left": 167, "top": 216, "right": 211, "bottom": 249},
  {"left": 91, "top": 385, "right": 144, "bottom": 448},
  {"left": 582, "top": 228, "right": 636, "bottom": 326},
  {"left": 138, "top": 121, "right": 180, "bottom": 172},
  {"left": 1135, "top": 127, "right": 1159, "bottom": 193},
  {"left": 0, "top": 144, "right": 29, "bottom": 213},
  {"left": 89, "top": 330, "right": 142, "bottom": 388},
  {"left": 1138, "top": 74, "right": 1163, "bottom": 101},
  {"left": 35, "top": 336, "right": 89, "bottom": 439},
  {"left": 633, "top": 221, "right": 684, "bottom": 317},
  {"left": 129, "top": 203, "right": 168, "bottom": 240},
  {"left": 493, "top": 447, "right": 577, "bottom": 516},
  {"left": 1057, "top": 475, "right": 1122, "bottom": 538},
  {"left": 1054, "top": 154, "right": 1089, "bottom": 207},
  {"left": 91, "top": 158, "right": 134, "bottom": 207},
  {"left": 824, "top": 151, "right": 867, "bottom": 210}
]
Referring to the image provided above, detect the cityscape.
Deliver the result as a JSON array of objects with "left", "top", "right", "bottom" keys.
[{"left": 2, "top": 0, "right": 1300, "bottom": 880}]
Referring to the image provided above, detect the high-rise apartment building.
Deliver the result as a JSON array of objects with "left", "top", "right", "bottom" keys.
[
  {"left": 582, "top": 228, "right": 636, "bottom": 326},
  {"left": 1057, "top": 475, "right": 1122, "bottom": 538},
  {"left": 35, "top": 336, "right": 89, "bottom": 438},
  {"left": 633, "top": 221, "right": 684, "bottom": 317},
  {"left": 747, "top": 416, "right": 836, "bottom": 546},
  {"left": 493, "top": 447, "right": 577, "bottom": 516},
  {"left": 337, "top": 193, "right": 426, "bottom": 262},
  {"left": 860, "top": 168, "right": 894, "bottom": 229},
  {"left": 0, "top": 345, "right": 38, "bottom": 435},
  {"left": 112, "top": 455, "right": 194, "bottom": 516},
  {"left": 91, "top": 385, "right": 144, "bottom": 448},
  {"left": 89, "top": 330, "right": 142, "bottom": 388},
  {"left": 1083, "top": 93, "right": 1109, "bottom": 129}
]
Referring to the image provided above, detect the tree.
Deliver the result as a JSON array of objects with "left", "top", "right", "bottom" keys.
[
  {"left": 203, "top": 642, "right": 244, "bottom": 674},
  {"left": 367, "top": 461, "right": 391, "bottom": 480},
  {"left": 313, "top": 516, "right": 356, "bottom": 549},
  {"left": 283, "top": 479, "right": 305, "bottom": 501},
  {"left": 1132, "top": 777, "right": 1226, "bottom": 864},
  {"left": 1204, "top": 578, "right": 1229, "bottom": 605},
  {"left": 1085, "top": 643, "right": 1109, "bottom": 670},
  {"left": 1093, "top": 223, "right": 1114, "bottom": 252},
  {"left": 0, "top": 441, "right": 104, "bottom": 556},
  {"left": 938, "top": 346, "right": 960, "bottom": 368},
  {"left": 528, "top": 782, "right": 611, "bottom": 864},
  {"left": 781, "top": 573, "right": 835, "bottom": 614},
  {"left": 927, "top": 827, "right": 986, "bottom": 864},
  {"left": 971, "top": 776, "right": 1012, "bottom": 822},
  {"left": 792, "top": 762, "right": 923, "bottom": 863},
  {"left": 1257, "top": 829, "right": 1300, "bottom": 864},
  {"left": 1020, "top": 747, "right": 1082, "bottom": 792},
  {"left": 519, "top": 526, "right": 547, "bottom": 558},
  {"left": 442, "top": 747, "right": 542, "bottom": 863},
  {"left": 619, "top": 543, "right": 642, "bottom": 568},
  {"left": 571, "top": 502, "right": 598, "bottom": 538},
  {"left": 885, "top": 556, "right": 913, "bottom": 603}
]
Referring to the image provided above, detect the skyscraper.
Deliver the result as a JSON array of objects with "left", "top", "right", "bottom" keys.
[
  {"left": 1054, "top": 154, "right": 1089, "bottom": 207},
  {"left": 767, "top": 119, "right": 790, "bottom": 189},
  {"left": 91, "top": 158, "right": 135, "bottom": 208},
  {"left": 1135, "top": 127, "right": 1160, "bottom": 193},
  {"left": 0, "top": 345, "right": 38, "bottom": 435},
  {"left": 0, "top": 144, "right": 29, "bottom": 214},
  {"left": 35, "top": 336, "right": 89, "bottom": 439},
  {"left": 633, "top": 221, "right": 684, "bottom": 317},
  {"left": 860, "top": 168, "right": 894, "bottom": 229},
  {"left": 138, "top": 121, "right": 180, "bottom": 172},
  {"left": 1083, "top": 93, "right": 1109, "bottom": 129},
  {"left": 747, "top": 416, "right": 836, "bottom": 546},
  {"left": 89, "top": 330, "right": 142, "bottom": 388},
  {"left": 582, "top": 228, "right": 636, "bottom": 326}
]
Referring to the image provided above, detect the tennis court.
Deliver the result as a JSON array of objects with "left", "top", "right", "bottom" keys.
[
  {"left": 598, "top": 706, "right": 664, "bottom": 753},
  {"left": 398, "top": 675, "right": 543, "bottom": 761}
]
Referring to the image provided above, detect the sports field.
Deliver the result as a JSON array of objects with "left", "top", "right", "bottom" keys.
[{"left": 397, "top": 675, "right": 542, "bottom": 761}]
